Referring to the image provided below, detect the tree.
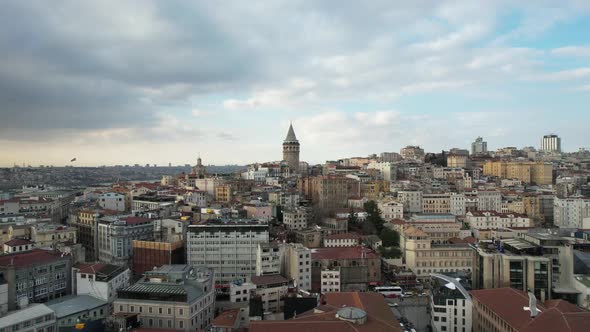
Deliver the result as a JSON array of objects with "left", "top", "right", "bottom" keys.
[
  {"left": 378, "top": 246, "right": 402, "bottom": 259},
  {"left": 380, "top": 228, "right": 400, "bottom": 247},
  {"left": 363, "top": 200, "right": 385, "bottom": 233}
]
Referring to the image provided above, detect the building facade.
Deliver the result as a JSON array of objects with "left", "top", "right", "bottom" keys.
[
  {"left": 97, "top": 216, "right": 154, "bottom": 266},
  {"left": 541, "top": 134, "right": 561, "bottom": 153}
]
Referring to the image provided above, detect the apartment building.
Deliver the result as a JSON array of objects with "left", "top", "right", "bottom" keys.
[
  {"left": 378, "top": 199, "right": 404, "bottom": 220},
  {"left": 477, "top": 190, "right": 502, "bottom": 212},
  {"left": 186, "top": 220, "right": 269, "bottom": 285},
  {"left": 483, "top": 161, "right": 553, "bottom": 185},
  {"left": 321, "top": 268, "right": 341, "bottom": 293},
  {"left": 450, "top": 193, "right": 466, "bottom": 216},
  {"left": 98, "top": 192, "right": 126, "bottom": 212},
  {"left": 554, "top": 196, "right": 590, "bottom": 228},
  {"left": 114, "top": 265, "right": 215, "bottom": 331},
  {"left": 0, "top": 249, "right": 72, "bottom": 310},
  {"left": 430, "top": 274, "right": 472, "bottom": 332},
  {"left": 30, "top": 224, "right": 77, "bottom": 248},
  {"left": 398, "top": 191, "right": 423, "bottom": 213},
  {"left": 466, "top": 211, "right": 531, "bottom": 229},
  {"left": 282, "top": 206, "right": 311, "bottom": 230},
  {"left": 256, "top": 243, "right": 281, "bottom": 276},
  {"left": 74, "top": 263, "right": 130, "bottom": 304},
  {"left": 422, "top": 193, "right": 451, "bottom": 214},
  {"left": 311, "top": 246, "right": 380, "bottom": 291},
  {"left": 280, "top": 242, "right": 312, "bottom": 291}
]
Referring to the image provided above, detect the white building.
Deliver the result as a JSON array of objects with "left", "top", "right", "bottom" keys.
[
  {"left": 477, "top": 190, "right": 502, "bottom": 213},
  {"left": 251, "top": 275, "right": 290, "bottom": 314},
  {"left": 541, "top": 134, "right": 561, "bottom": 153},
  {"left": 187, "top": 221, "right": 269, "bottom": 285},
  {"left": 465, "top": 211, "right": 531, "bottom": 229},
  {"left": 99, "top": 192, "right": 126, "bottom": 212},
  {"left": 282, "top": 207, "right": 311, "bottom": 230},
  {"left": 279, "top": 243, "right": 312, "bottom": 291},
  {"left": 229, "top": 282, "right": 255, "bottom": 304},
  {"left": 321, "top": 268, "right": 341, "bottom": 293},
  {"left": 3, "top": 239, "right": 34, "bottom": 254},
  {"left": 182, "top": 190, "right": 207, "bottom": 208},
  {"left": 398, "top": 191, "right": 423, "bottom": 213},
  {"left": 378, "top": 200, "right": 404, "bottom": 221},
  {"left": 324, "top": 233, "right": 361, "bottom": 248},
  {"left": 554, "top": 196, "right": 590, "bottom": 228},
  {"left": 430, "top": 275, "right": 472, "bottom": 332},
  {"left": 367, "top": 161, "right": 397, "bottom": 181},
  {"left": 450, "top": 193, "right": 466, "bottom": 216},
  {"left": 74, "top": 263, "right": 130, "bottom": 304},
  {"left": 0, "top": 304, "right": 56, "bottom": 332}
]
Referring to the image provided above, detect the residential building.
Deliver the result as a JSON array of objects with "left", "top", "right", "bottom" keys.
[
  {"left": 46, "top": 294, "right": 109, "bottom": 329},
  {"left": 378, "top": 199, "right": 404, "bottom": 220},
  {"left": 282, "top": 206, "right": 311, "bottom": 230},
  {"left": 554, "top": 196, "right": 590, "bottom": 228},
  {"left": 380, "top": 152, "right": 402, "bottom": 162},
  {"left": 70, "top": 209, "right": 103, "bottom": 261},
  {"left": 186, "top": 220, "right": 269, "bottom": 285},
  {"left": 256, "top": 243, "right": 282, "bottom": 276},
  {"left": 400, "top": 145, "right": 425, "bottom": 160},
  {"left": 450, "top": 193, "right": 466, "bottom": 216},
  {"left": 524, "top": 194, "right": 554, "bottom": 225},
  {"left": 31, "top": 223, "right": 77, "bottom": 248},
  {"left": 132, "top": 240, "right": 185, "bottom": 277},
  {"left": 251, "top": 275, "right": 290, "bottom": 313},
  {"left": 471, "top": 288, "right": 590, "bottom": 332},
  {"left": 283, "top": 123, "right": 300, "bottom": 173},
  {"left": 3, "top": 238, "right": 34, "bottom": 254},
  {"left": 243, "top": 202, "right": 273, "bottom": 222},
  {"left": 321, "top": 268, "right": 341, "bottom": 293},
  {"left": 541, "top": 134, "right": 561, "bottom": 153},
  {"left": 401, "top": 227, "right": 473, "bottom": 278},
  {"left": 0, "top": 249, "right": 72, "bottom": 310},
  {"left": 298, "top": 176, "right": 360, "bottom": 212},
  {"left": 483, "top": 161, "right": 553, "bottom": 185},
  {"left": 398, "top": 191, "right": 423, "bottom": 213},
  {"left": 280, "top": 242, "right": 312, "bottom": 291},
  {"left": 323, "top": 232, "right": 361, "bottom": 248},
  {"left": 294, "top": 228, "right": 322, "bottom": 248},
  {"left": 97, "top": 216, "right": 153, "bottom": 266},
  {"left": 447, "top": 154, "right": 468, "bottom": 168},
  {"left": 477, "top": 190, "right": 502, "bottom": 212},
  {"left": 249, "top": 292, "right": 401, "bottom": 332},
  {"left": 311, "top": 246, "right": 380, "bottom": 291},
  {"left": 471, "top": 137, "right": 488, "bottom": 155},
  {"left": 131, "top": 195, "right": 175, "bottom": 213},
  {"left": 99, "top": 192, "right": 126, "bottom": 212},
  {"left": 466, "top": 211, "right": 531, "bottom": 229},
  {"left": 114, "top": 265, "right": 215, "bottom": 331},
  {"left": 0, "top": 304, "right": 56, "bottom": 332},
  {"left": 74, "top": 263, "right": 130, "bottom": 304},
  {"left": 366, "top": 161, "right": 397, "bottom": 181},
  {"left": 422, "top": 193, "right": 451, "bottom": 214},
  {"left": 408, "top": 221, "right": 461, "bottom": 244}
]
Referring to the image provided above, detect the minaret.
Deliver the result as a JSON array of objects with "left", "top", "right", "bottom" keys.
[{"left": 283, "top": 123, "right": 300, "bottom": 173}]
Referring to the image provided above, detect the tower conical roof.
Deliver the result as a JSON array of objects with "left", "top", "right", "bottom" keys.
[{"left": 284, "top": 123, "right": 298, "bottom": 142}]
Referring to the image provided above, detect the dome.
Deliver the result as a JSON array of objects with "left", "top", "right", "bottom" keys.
[{"left": 336, "top": 307, "right": 368, "bottom": 325}]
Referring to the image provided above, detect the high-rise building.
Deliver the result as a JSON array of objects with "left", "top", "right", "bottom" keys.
[
  {"left": 471, "top": 136, "right": 488, "bottom": 155},
  {"left": 541, "top": 134, "right": 561, "bottom": 153},
  {"left": 282, "top": 123, "right": 300, "bottom": 173}
]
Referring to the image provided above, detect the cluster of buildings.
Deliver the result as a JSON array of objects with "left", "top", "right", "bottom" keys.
[{"left": 0, "top": 128, "right": 589, "bottom": 331}]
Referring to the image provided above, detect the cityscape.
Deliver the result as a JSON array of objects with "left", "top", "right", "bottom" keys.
[{"left": 1, "top": 2, "right": 590, "bottom": 332}]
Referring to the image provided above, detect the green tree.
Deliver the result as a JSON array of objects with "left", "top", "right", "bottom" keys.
[
  {"left": 380, "top": 228, "right": 400, "bottom": 247},
  {"left": 363, "top": 200, "right": 385, "bottom": 233},
  {"left": 378, "top": 246, "right": 402, "bottom": 259}
]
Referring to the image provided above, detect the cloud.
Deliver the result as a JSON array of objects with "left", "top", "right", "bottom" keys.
[
  {"left": 192, "top": 109, "right": 214, "bottom": 117},
  {"left": 551, "top": 46, "right": 590, "bottom": 57}
]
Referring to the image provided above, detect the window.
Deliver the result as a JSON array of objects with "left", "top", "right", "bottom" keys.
[
  {"left": 168, "top": 308, "right": 172, "bottom": 315},
  {"left": 159, "top": 308, "right": 163, "bottom": 314},
  {"left": 179, "top": 321, "right": 184, "bottom": 329},
  {"left": 168, "top": 320, "right": 172, "bottom": 328},
  {"left": 179, "top": 308, "right": 183, "bottom": 315},
  {"left": 149, "top": 307, "right": 153, "bottom": 314}
]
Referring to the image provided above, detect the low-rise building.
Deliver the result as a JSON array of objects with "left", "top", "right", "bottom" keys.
[
  {"left": 323, "top": 232, "right": 361, "bottom": 248},
  {"left": 74, "top": 263, "right": 130, "bottom": 304},
  {"left": 251, "top": 275, "right": 290, "bottom": 314},
  {"left": 0, "top": 304, "right": 56, "bottom": 332},
  {"left": 31, "top": 223, "right": 77, "bottom": 248},
  {"left": 46, "top": 294, "right": 109, "bottom": 329},
  {"left": 114, "top": 265, "right": 215, "bottom": 331},
  {"left": 3, "top": 238, "right": 34, "bottom": 254},
  {"left": 378, "top": 200, "right": 404, "bottom": 220},
  {"left": 466, "top": 211, "right": 531, "bottom": 229}
]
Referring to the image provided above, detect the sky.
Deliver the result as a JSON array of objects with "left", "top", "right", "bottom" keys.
[{"left": 1, "top": 1, "right": 590, "bottom": 167}]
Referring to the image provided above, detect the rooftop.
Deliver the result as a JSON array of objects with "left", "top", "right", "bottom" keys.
[
  {"left": 251, "top": 274, "right": 289, "bottom": 286},
  {"left": 4, "top": 238, "right": 33, "bottom": 246},
  {"left": 249, "top": 292, "right": 400, "bottom": 332},
  {"left": 212, "top": 309, "right": 240, "bottom": 328},
  {"left": 0, "top": 249, "right": 67, "bottom": 268},
  {"left": 324, "top": 232, "right": 361, "bottom": 240},
  {"left": 0, "top": 304, "right": 54, "bottom": 327},
  {"left": 46, "top": 295, "right": 108, "bottom": 318},
  {"left": 311, "top": 246, "right": 378, "bottom": 260}
]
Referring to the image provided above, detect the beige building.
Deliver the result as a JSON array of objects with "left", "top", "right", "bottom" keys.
[
  {"left": 407, "top": 221, "right": 461, "bottom": 244},
  {"left": 466, "top": 211, "right": 531, "bottom": 229},
  {"left": 280, "top": 243, "right": 312, "bottom": 291},
  {"left": 483, "top": 161, "right": 553, "bottom": 185},
  {"left": 31, "top": 223, "right": 77, "bottom": 248},
  {"left": 447, "top": 154, "right": 468, "bottom": 168},
  {"left": 422, "top": 193, "right": 451, "bottom": 214},
  {"left": 401, "top": 226, "right": 473, "bottom": 278},
  {"left": 214, "top": 184, "right": 234, "bottom": 203},
  {"left": 297, "top": 176, "right": 360, "bottom": 212},
  {"left": 378, "top": 199, "right": 404, "bottom": 220}
]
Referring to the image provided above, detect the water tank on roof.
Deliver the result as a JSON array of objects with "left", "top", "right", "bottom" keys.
[{"left": 336, "top": 307, "right": 368, "bottom": 325}]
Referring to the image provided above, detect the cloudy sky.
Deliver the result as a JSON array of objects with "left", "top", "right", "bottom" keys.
[{"left": 1, "top": 1, "right": 590, "bottom": 166}]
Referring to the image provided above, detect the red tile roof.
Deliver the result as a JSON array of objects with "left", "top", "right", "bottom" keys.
[
  {"left": 250, "top": 292, "right": 400, "bottom": 332},
  {"left": 312, "top": 246, "right": 378, "bottom": 260},
  {"left": 212, "top": 309, "right": 240, "bottom": 328},
  {"left": 4, "top": 239, "right": 33, "bottom": 246},
  {"left": 0, "top": 249, "right": 67, "bottom": 268}
]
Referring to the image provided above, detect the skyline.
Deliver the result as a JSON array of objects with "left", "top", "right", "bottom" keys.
[{"left": 1, "top": 1, "right": 590, "bottom": 166}]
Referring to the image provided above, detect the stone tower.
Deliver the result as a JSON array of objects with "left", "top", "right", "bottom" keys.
[{"left": 283, "top": 123, "right": 300, "bottom": 173}]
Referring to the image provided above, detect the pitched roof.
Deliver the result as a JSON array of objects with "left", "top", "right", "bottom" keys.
[
  {"left": 471, "top": 288, "right": 541, "bottom": 330},
  {"left": 249, "top": 292, "right": 400, "bottom": 332},
  {"left": 4, "top": 238, "right": 33, "bottom": 246},
  {"left": 284, "top": 123, "right": 298, "bottom": 142},
  {"left": 0, "top": 249, "right": 67, "bottom": 268}
]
